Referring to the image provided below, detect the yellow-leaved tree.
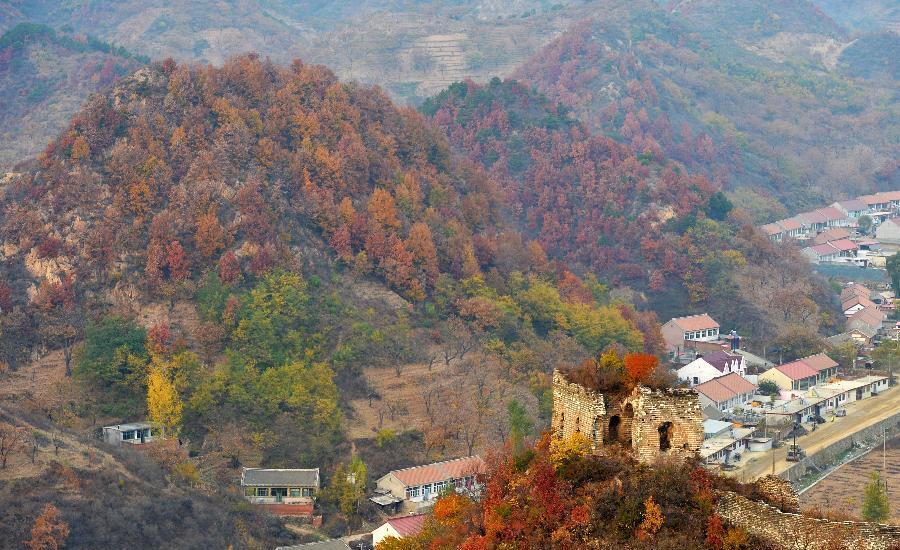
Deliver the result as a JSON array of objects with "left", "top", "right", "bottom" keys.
[{"left": 147, "top": 364, "right": 182, "bottom": 432}]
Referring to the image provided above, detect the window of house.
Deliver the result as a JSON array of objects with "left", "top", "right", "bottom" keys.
[
  {"left": 406, "top": 486, "right": 420, "bottom": 499},
  {"left": 465, "top": 476, "right": 474, "bottom": 488},
  {"left": 454, "top": 478, "right": 463, "bottom": 488},
  {"left": 290, "top": 488, "right": 301, "bottom": 497},
  {"left": 422, "top": 484, "right": 433, "bottom": 498},
  {"left": 693, "top": 377, "right": 699, "bottom": 385},
  {"left": 122, "top": 431, "right": 135, "bottom": 440},
  {"left": 434, "top": 481, "right": 445, "bottom": 493},
  {"left": 257, "top": 488, "right": 269, "bottom": 497},
  {"left": 302, "top": 488, "right": 313, "bottom": 497}
]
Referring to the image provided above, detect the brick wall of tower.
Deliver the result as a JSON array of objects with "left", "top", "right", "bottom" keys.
[
  {"left": 627, "top": 386, "right": 704, "bottom": 464},
  {"left": 551, "top": 370, "right": 607, "bottom": 449}
]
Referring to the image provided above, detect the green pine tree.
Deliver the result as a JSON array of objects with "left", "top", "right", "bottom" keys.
[{"left": 862, "top": 471, "right": 890, "bottom": 522}]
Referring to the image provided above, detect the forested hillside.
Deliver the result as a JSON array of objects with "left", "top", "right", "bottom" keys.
[
  {"left": 0, "top": 23, "right": 147, "bottom": 169},
  {"left": 514, "top": 0, "right": 898, "bottom": 217},
  {"left": 423, "top": 78, "right": 840, "bottom": 343},
  {"left": 0, "top": 59, "right": 675, "bottom": 538}
]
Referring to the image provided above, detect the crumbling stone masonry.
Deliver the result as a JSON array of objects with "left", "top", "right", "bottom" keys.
[
  {"left": 551, "top": 370, "right": 704, "bottom": 463},
  {"left": 716, "top": 491, "right": 900, "bottom": 550},
  {"left": 754, "top": 474, "right": 800, "bottom": 513}
]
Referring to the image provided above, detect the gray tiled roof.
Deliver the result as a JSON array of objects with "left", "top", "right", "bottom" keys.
[
  {"left": 241, "top": 468, "right": 319, "bottom": 488},
  {"left": 275, "top": 540, "right": 350, "bottom": 550}
]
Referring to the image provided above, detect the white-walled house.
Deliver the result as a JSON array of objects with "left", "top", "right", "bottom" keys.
[
  {"left": 676, "top": 350, "right": 746, "bottom": 386},
  {"left": 102, "top": 422, "right": 163, "bottom": 445},
  {"left": 374, "top": 456, "right": 485, "bottom": 512},
  {"left": 372, "top": 514, "right": 427, "bottom": 548}
]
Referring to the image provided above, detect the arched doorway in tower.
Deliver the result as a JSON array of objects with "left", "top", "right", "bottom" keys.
[
  {"left": 606, "top": 415, "right": 621, "bottom": 444},
  {"left": 658, "top": 421, "right": 674, "bottom": 452}
]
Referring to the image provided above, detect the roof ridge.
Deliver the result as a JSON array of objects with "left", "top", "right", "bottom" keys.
[{"left": 391, "top": 455, "right": 479, "bottom": 473}]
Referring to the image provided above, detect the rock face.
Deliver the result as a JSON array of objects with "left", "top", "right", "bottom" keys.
[
  {"left": 551, "top": 370, "right": 704, "bottom": 464},
  {"left": 715, "top": 491, "right": 900, "bottom": 550}
]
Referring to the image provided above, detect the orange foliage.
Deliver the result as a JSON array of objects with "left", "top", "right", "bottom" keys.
[
  {"left": 24, "top": 503, "right": 69, "bottom": 550},
  {"left": 195, "top": 208, "right": 225, "bottom": 258},
  {"left": 624, "top": 353, "right": 658, "bottom": 387}
]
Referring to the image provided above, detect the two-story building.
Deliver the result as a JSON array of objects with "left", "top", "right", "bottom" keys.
[
  {"left": 241, "top": 468, "right": 319, "bottom": 517},
  {"left": 374, "top": 456, "right": 485, "bottom": 512},
  {"left": 661, "top": 314, "right": 721, "bottom": 355}
]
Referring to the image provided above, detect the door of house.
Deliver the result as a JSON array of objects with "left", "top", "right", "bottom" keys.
[
  {"left": 422, "top": 484, "right": 431, "bottom": 500},
  {"left": 272, "top": 488, "right": 288, "bottom": 502}
]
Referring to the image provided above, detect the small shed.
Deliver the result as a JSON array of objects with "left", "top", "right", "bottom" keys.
[{"left": 102, "top": 422, "right": 162, "bottom": 445}]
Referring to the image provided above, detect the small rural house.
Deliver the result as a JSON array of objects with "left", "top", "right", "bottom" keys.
[
  {"left": 812, "top": 227, "right": 850, "bottom": 245},
  {"left": 831, "top": 199, "right": 868, "bottom": 219},
  {"left": 827, "top": 238, "right": 858, "bottom": 257},
  {"left": 758, "top": 361, "right": 819, "bottom": 391},
  {"left": 661, "top": 314, "right": 720, "bottom": 354},
  {"left": 802, "top": 243, "right": 840, "bottom": 263},
  {"left": 241, "top": 468, "right": 319, "bottom": 517},
  {"left": 847, "top": 307, "right": 886, "bottom": 334},
  {"left": 372, "top": 514, "right": 427, "bottom": 548},
  {"left": 693, "top": 373, "right": 757, "bottom": 412},
  {"left": 842, "top": 295, "right": 876, "bottom": 316},
  {"left": 825, "top": 328, "right": 875, "bottom": 348},
  {"left": 374, "top": 456, "right": 485, "bottom": 512},
  {"left": 761, "top": 223, "right": 784, "bottom": 241},
  {"left": 797, "top": 353, "right": 840, "bottom": 384},
  {"left": 102, "top": 422, "right": 162, "bottom": 445},
  {"left": 840, "top": 283, "right": 871, "bottom": 303},
  {"left": 676, "top": 350, "right": 746, "bottom": 386},
  {"left": 796, "top": 210, "right": 829, "bottom": 233}
]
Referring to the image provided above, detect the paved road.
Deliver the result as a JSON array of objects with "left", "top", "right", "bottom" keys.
[{"left": 726, "top": 384, "right": 900, "bottom": 482}]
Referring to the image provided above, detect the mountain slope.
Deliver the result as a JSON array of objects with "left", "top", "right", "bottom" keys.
[
  {"left": 0, "top": 23, "right": 146, "bottom": 170},
  {"left": 423, "top": 78, "right": 840, "bottom": 342},
  {"left": 513, "top": 0, "right": 898, "bottom": 214}
]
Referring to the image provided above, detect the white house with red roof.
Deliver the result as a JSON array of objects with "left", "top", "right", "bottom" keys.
[
  {"left": 374, "top": 456, "right": 485, "bottom": 512},
  {"left": 676, "top": 350, "right": 746, "bottom": 386},
  {"left": 758, "top": 353, "right": 838, "bottom": 391},
  {"left": 372, "top": 514, "right": 427, "bottom": 548}
]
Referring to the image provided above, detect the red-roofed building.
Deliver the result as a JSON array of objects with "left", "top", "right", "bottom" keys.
[
  {"left": 842, "top": 295, "right": 877, "bottom": 316},
  {"left": 840, "top": 283, "right": 871, "bottom": 303},
  {"left": 802, "top": 243, "right": 839, "bottom": 263},
  {"left": 815, "top": 207, "right": 852, "bottom": 227},
  {"left": 759, "top": 361, "right": 819, "bottom": 391},
  {"left": 761, "top": 223, "right": 784, "bottom": 241},
  {"left": 372, "top": 514, "right": 427, "bottom": 547},
  {"left": 796, "top": 353, "right": 839, "bottom": 384},
  {"left": 375, "top": 456, "right": 485, "bottom": 512},
  {"left": 832, "top": 199, "right": 868, "bottom": 219},
  {"left": 828, "top": 238, "right": 858, "bottom": 256},
  {"left": 694, "top": 373, "right": 757, "bottom": 411},
  {"left": 661, "top": 314, "right": 721, "bottom": 354},
  {"left": 813, "top": 227, "right": 850, "bottom": 245},
  {"left": 847, "top": 306, "right": 886, "bottom": 334}
]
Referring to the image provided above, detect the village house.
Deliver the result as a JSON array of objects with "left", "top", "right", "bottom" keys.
[
  {"left": 840, "top": 282, "right": 872, "bottom": 303},
  {"left": 777, "top": 218, "right": 806, "bottom": 239},
  {"left": 693, "top": 372, "right": 757, "bottom": 412},
  {"left": 372, "top": 514, "right": 427, "bottom": 547},
  {"left": 661, "top": 313, "right": 720, "bottom": 355},
  {"left": 760, "top": 223, "right": 784, "bottom": 241},
  {"left": 764, "top": 375, "right": 889, "bottom": 425},
  {"left": 700, "top": 424, "right": 755, "bottom": 466},
  {"left": 812, "top": 227, "right": 850, "bottom": 245},
  {"left": 876, "top": 218, "right": 900, "bottom": 245},
  {"left": 816, "top": 207, "right": 853, "bottom": 228},
  {"left": 240, "top": 468, "right": 319, "bottom": 517},
  {"left": 801, "top": 243, "right": 840, "bottom": 263},
  {"left": 859, "top": 193, "right": 893, "bottom": 214},
  {"left": 758, "top": 361, "right": 819, "bottom": 391},
  {"left": 676, "top": 350, "right": 746, "bottom": 386},
  {"left": 847, "top": 306, "right": 886, "bottom": 335},
  {"left": 825, "top": 328, "right": 875, "bottom": 348},
  {"left": 831, "top": 199, "right": 868, "bottom": 219},
  {"left": 374, "top": 456, "right": 485, "bottom": 513},
  {"left": 795, "top": 210, "right": 830, "bottom": 234},
  {"left": 841, "top": 295, "right": 876, "bottom": 316},
  {"left": 797, "top": 353, "right": 840, "bottom": 384},
  {"left": 826, "top": 238, "right": 858, "bottom": 257},
  {"left": 101, "top": 422, "right": 162, "bottom": 446}
]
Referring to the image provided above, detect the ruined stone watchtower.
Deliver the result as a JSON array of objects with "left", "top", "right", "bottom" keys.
[{"left": 551, "top": 369, "right": 703, "bottom": 463}]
